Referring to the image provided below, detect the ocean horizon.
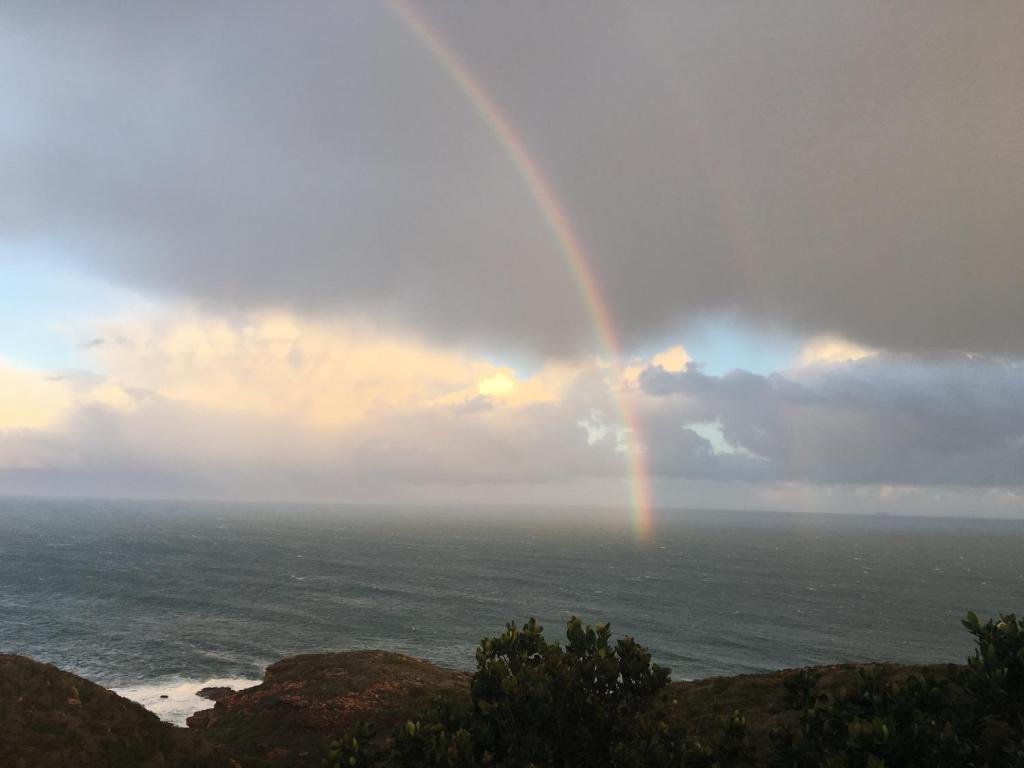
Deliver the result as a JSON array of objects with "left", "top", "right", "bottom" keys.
[{"left": 2, "top": 495, "right": 1022, "bottom": 724}]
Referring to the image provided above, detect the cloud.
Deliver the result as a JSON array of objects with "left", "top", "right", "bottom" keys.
[
  {"left": 796, "top": 336, "right": 876, "bottom": 367},
  {"left": 640, "top": 355, "right": 1024, "bottom": 486},
  {"left": 79, "top": 309, "right": 587, "bottom": 426},
  {"left": 650, "top": 346, "right": 690, "bottom": 373},
  {"left": 0, "top": 306, "right": 630, "bottom": 496},
  {"left": 2, "top": 311, "right": 1023, "bottom": 507},
  {"left": 0, "top": 359, "right": 73, "bottom": 431},
  {"left": 2, "top": 2, "right": 1023, "bottom": 356},
  {"left": 7, "top": 305, "right": 1024, "bottom": 501},
  {"left": 0, "top": 371, "right": 628, "bottom": 498}
]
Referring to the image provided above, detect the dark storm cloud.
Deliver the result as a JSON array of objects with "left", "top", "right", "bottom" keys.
[
  {"left": 640, "top": 355, "right": 1024, "bottom": 486},
  {"left": 3, "top": 1, "right": 1023, "bottom": 355}
]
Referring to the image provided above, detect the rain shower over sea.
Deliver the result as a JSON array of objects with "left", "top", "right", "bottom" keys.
[{"left": 1, "top": 496, "right": 1022, "bottom": 724}]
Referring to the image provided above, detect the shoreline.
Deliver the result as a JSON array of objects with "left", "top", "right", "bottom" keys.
[{"left": 113, "top": 675, "right": 262, "bottom": 726}]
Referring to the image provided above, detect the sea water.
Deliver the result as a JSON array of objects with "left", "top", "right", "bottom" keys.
[{"left": 1, "top": 496, "right": 1022, "bottom": 724}]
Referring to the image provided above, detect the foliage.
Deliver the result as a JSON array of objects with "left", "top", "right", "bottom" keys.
[
  {"left": 324, "top": 616, "right": 751, "bottom": 767},
  {"left": 324, "top": 722, "right": 384, "bottom": 768},
  {"left": 961, "top": 611, "right": 1024, "bottom": 733},
  {"left": 767, "top": 612, "right": 1024, "bottom": 768},
  {"left": 469, "top": 616, "right": 673, "bottom": 766},
  {"left": 326, "top": 612, "right": 1024, "bottom": 768},
  {"left": 782, "top": 668, "right": 822, "bottom": 709}
]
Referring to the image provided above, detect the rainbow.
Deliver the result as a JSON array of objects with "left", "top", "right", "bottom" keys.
[{"left": 388, "top": 0, "right": 654, "bottom": 539}]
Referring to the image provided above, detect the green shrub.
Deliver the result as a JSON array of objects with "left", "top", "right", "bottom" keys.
[
  {"left": 962, "top": 612, "right": 1024, "bottom": 730},
  {"left": 768, "top": 613, "right": 1024, "bottom": 768},
  {"left": 326, "top": 616, "right": 750, "bottom": 767},
  {"left": 469, "top": 616, "right": 675, "bottom": 766},
  {"left": 324, "top": 722, "right": 384, "bottom": 767},
  {"left": 326, "top": 612, "right": 1024, "bottom": 767}
]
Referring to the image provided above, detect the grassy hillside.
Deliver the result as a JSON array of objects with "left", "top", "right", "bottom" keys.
[{"left": 0, "top": 653, "right": 230, "bottom": 768}]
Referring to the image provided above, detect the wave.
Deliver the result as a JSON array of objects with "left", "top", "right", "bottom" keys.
[{"left": 114, "top": 676, "right": 262, "bottom": 726}]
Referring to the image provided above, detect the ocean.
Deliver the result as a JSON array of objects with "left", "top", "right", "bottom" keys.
[{"left": 1, "top": 496, "right": 1022, "bottom": 725}]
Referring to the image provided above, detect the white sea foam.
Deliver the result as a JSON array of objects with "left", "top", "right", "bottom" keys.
[{"left": 114, "top": 677, "right": 262, "bottom": 726}]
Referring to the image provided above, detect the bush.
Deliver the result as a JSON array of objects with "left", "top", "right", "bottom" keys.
[
  {"left": 326, "top": 612, "right": 1024, "bottom": 767},
  {"left": 470, "top": 617, "right": 674, "bottom": 766},
  {"left": 325, "top": 616, "right": 750, "bottom": 768},
  {"left": 768, "top": 613, "right": 1024, "bottom": 768},
  {"left": 961, "top": 611, "right": 1024, "bottom": 733}
]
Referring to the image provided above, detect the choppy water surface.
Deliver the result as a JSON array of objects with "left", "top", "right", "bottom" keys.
[{"left": 1, "top": 497, "right": 1022, "bottom": 722}]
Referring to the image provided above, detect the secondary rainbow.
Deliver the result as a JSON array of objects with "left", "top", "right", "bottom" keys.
[{"left": 388, "top": 0, "right": 654, "bottom": 539}]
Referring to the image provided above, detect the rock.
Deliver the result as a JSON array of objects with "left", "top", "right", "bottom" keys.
[
  {"left": 196, "top": 686, "right": 234, "bottom": 702},
  {"left": 187, "top": 650, "right": 470, "bottom": 768},
  {"left": 160, "top": 694, "right": 169, "bottom": 699}
]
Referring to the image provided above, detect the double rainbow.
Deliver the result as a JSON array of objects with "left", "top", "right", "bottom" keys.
[{"left": 388, "top": 1, "right": 653, "bottom": 540}]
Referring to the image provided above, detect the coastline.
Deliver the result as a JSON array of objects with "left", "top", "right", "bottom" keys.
[{"left": 114, "top": 675, "right": 262, "bottom": 726}]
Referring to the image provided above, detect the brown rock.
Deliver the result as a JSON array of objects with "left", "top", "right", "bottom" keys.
[
  {"left": 187, "top": 650, "right": 470, "bottom": 768},
  {"left": 196, "top": 686, "right": 235, "bottom": 702}
]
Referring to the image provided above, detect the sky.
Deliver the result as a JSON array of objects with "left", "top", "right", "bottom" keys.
[{"left": 2, "top": 1, "right": 1023, "bottom": 519}]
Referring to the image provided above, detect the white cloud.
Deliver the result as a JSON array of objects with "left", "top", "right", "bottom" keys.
[
  {"left": 0, "top": 306, "right": 629, "bottom": 496},
  {"left": 81, "top": 309, "right": 577, "bottom": 426},
  {"left": 651, "top": 345, "right": 691, "bottom": 373},
  {"left": 796, "top": 335, "right": 876, "bottom": 367},
  {"left": 0, "top": 359, "right": 73, "bottom": 430},
  {"left": 2, "top": 305, "right": 1023, "bottom": 510}
]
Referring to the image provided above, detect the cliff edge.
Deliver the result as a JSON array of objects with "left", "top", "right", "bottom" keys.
[
  {"left": 0, "top": 653, "right": 230, "bottom": 768},
  {"left": 187, "top": 650, "right": 470, "bottom": 768}
]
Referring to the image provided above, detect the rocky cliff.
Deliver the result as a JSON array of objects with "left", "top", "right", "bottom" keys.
[
  {"left": 0, "top": 653, "right": 230, "bottom": 768},
  {"left": 1, "top": 650, "right": 942, "bottom": 768},
  {"left": 187, "top": 650, "right": 470, "bottom": 768}
]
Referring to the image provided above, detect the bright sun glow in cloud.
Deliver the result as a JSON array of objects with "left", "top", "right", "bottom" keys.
[
  {"left": 797, "top": 336, "right": 877, "bottom": 367},
  {"left": 477, "top": 373, "right": 515, "bottom": 397},
  {"left": 650, "top": 345, "right": 690, "bottom": 373},
  {"left": 621, "top": 344, "right": 692, "bottom": 387}
]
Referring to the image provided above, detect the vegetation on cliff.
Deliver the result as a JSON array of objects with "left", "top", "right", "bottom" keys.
[
  {"left": 0, "top": 653, "right": 229, "bottom": 768},
  {"left": 325, "top": 612, "right": 1024, "bottom": 768},
  {"left": 3, "top": 612, "right": 1021, "bottom": 767}
]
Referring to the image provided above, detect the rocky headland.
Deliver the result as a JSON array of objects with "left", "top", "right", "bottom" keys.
[
  {"left": 186, "top": 650, "right": 471, "bottom": 767},
  {"left": 0, "top": 653, "right": 230, "bottom": 768},
  {"left": 0, "top": 649, "right": 944, "bottom": 768}
]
